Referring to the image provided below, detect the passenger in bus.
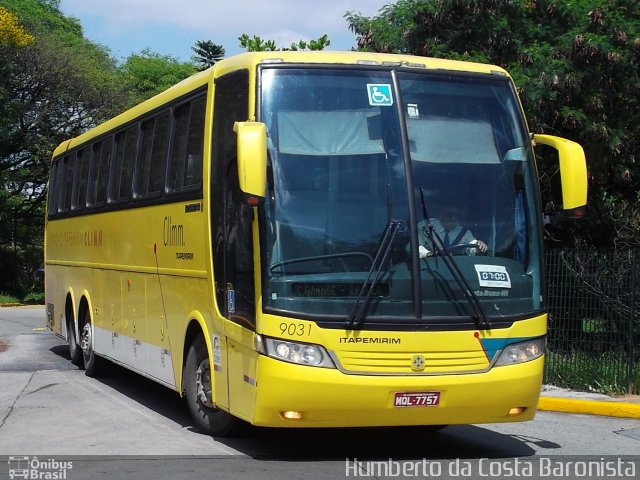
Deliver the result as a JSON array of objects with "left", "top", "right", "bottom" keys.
[{"left": 417, "top": 205, "right": 488, "bottom": 257}]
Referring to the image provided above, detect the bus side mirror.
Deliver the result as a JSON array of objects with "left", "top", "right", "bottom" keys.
[
  {"left": 234, "top": 121, "right": 267, "bottom": 199},
  {"left": 533, "top": 134, "right": 587, "bottom": 216}
]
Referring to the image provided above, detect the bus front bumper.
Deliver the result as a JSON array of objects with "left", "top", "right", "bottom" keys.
[{"left": 251, "top": 355, "right": 543, "bottom": 428}]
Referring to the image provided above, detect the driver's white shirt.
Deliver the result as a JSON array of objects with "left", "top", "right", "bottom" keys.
[{"left": 418, "top": 218, "right": 478, "bottom": 253}]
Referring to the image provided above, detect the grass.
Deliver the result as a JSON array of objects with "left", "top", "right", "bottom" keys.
[
  {"left": 545, "top": 350, "right": 640, "bottom": 395},
  {"left": 23, "top": 291, "right": 44, "bottom": 304},
  {"left": 0, "top": 293, "right": 21, "bottom": 305},
  {"left": 0, "top": 291, "right": 45, "bottom": 306}
]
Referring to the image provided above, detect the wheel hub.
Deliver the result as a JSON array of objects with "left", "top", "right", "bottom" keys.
[
  {"left": 80, "top": 323, "right": 92, "bottom": 354},
  {"left": 195, "top": 359, "right": 214, "bottom": 410}
]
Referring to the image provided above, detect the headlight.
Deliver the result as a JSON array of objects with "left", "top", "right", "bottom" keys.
[
  {"left": 262, "top": 337, "right": 335, "bottom": 368},
  {"left": 495, "top": 337, "right": 545, "bottom": 366}
]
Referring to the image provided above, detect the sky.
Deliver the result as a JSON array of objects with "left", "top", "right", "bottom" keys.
[{"left": 59, "top": 0, "right": 390, "bottom": 63}]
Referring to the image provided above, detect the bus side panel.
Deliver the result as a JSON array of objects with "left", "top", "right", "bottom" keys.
[
  {"left": 96, "top": 271, "right": 149, "bottom": 376},
  {"left": 103, "top": 274, "right": 125, "bottom": 361},
  {"left": 91, "top": 268, "right": 110, "bottom": 360},
  {"left": 147, "top": 274, "right": 219, "bottom": 390},
  {"left": 211, "top": 330, "right": 230, "bottom": 410},
  {"left": 44, "top": 265, "right": 65, "bottom": 337},
  {"left": 226, "top": 321, "right": 258, "bottom": 423},
  {"left": 145, "top": 274, "right": 174, "bottom": 386}
]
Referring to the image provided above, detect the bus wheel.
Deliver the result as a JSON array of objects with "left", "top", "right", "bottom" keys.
[
  {"left": 184, "top": 335, "right": 241, "bottom": 436},
  {"left": 80, "top": 309, "right": 104, "bottom": 377},
  {"left": 67, "top": 313, "right": 83, "bottom": 367}
]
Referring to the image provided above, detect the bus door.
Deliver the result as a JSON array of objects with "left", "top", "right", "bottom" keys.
[{"left": 211, "top": 69, "right": 258, "bottom": 420}]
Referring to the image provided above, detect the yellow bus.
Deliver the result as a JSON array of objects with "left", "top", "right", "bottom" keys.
[{"left": 45, "top": 51, "right": 587, "bottom": 436}]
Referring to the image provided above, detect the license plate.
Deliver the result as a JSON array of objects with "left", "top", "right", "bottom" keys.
[{"left": 394, "top": 391, "right": 440, "bottom": 407}]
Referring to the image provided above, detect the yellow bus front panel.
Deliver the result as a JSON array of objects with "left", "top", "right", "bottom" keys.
[
  {"left": 252, "top": 355, "right": 542, "bottom": 428},
  {"left": 234, "top": 313, "right": 547, "bottom": 428}
]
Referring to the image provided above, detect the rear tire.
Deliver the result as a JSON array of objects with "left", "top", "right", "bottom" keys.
[
  {"left": 184, "top": 335, "right": 243, "bottom": 436},
  {"left": 67, "top": 311, "right": 83, "bottom": 367},
  {"left": 80, "top": 308, "right": 105, "bottom": 377}
]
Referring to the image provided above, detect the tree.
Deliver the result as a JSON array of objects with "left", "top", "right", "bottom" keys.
[
  {"left": 191, "top": 39, "right": 225, "bottom": 71},
  {"left": 345, "top": 1, "right": 415, "bottom": 53},
  {"left": 238, "top": 34, "right": 277, "bottom": 52},
  {"left": 290, "top": 34, "right": 330, "bottom": 51},
  {"left": 0, "top": 0, "right": 129, "bottom": 296},
  {"left": 0, "top": 1, "right": 199, "bottom": 298},
  {"left": 239, "top": 33, "right": 330, "bottom": 52},
  {"left": 0, "top": 5, "right": 34, "bottom": 46},
  {"left": 118, "top": 49, "right": 196, "bottom": 105},
  {"left": 346, "top": 0, "right": 640, "bottom": 248}
]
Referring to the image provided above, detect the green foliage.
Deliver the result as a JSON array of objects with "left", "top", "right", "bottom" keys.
[
  {"left": 23, "top": 290, "right": 44, "bottom": 304},
  {"left": 291, "top": 34, "right": 330, "bottom": 51},
  {"left": 118, "top": 49, "right": 197, "bottom": 104},
  {"left": 0, "top": 5, "right": 34, "bottom": 46},
  {"left": 0, "top": 0, "right": 131, "bottom": 297},
  {"left": 545, "top": 350, "right": 639, "bottom": 395},
  {"left": 0, "top": 293, "right": 20, "bottom": 305},
  {"left": 0, "top": 0, "right": 81, "bottom": 40},
  {"left": 346, "top": 0, "right": 640, "bottom": 248},
  {"left": 238, "top": 34, "right": 277, "bottom": 52},
  {"left": 0, "top": 1, "right": 199, "bottom": 298},
  {"left": 191, "top": 40, "right": 225, "bottom": 71},
  {"left": 545, "top": 247, "right": 640, "bottom": 395},
  {"left": 345, "top": 1, "right": 419, "bottom": 53},
  {"left": 239, "top": 33, "right": 330, "bottom": 52}
]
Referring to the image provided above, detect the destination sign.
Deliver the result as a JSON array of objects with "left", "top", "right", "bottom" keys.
[{"left": 291, "top": 283, "right": 390, "bottom": 298}]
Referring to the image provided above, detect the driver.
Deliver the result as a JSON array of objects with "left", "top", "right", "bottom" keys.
[{"left": 417, "top": 205, "right": 488, "bottom": 258}]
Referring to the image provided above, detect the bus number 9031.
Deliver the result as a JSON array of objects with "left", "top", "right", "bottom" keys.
[{"left": 279, "top": 322, "right": 312, "bottom": 337}]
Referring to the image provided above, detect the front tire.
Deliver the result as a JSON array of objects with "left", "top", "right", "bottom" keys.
[{"left": 184, "top": 335, "right": 242, "bottom": 436}]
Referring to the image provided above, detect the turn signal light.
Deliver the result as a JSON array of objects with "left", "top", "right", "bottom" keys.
[
  {"left": 281, "top": 411, "right": 303, "bottom": 420},
  {"left": 508, "top": 407, "right": 527, "bottom": 416}
]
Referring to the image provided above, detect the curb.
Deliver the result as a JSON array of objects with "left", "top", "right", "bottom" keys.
[
  {"left": 0, "top": 304, "right": 43, "bottom": 308},
  {"left": 538, "top": 396, "right": 640, "bottom": 419}
]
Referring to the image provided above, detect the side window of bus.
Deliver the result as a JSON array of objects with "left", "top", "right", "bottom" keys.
[
  {"left": 88, "top": 138, "right": 113, "bottom": 207},
  {"left": 136, "top": 113, "right": 169, "bottom": 198},
  {"left": 72, "top": 148, "right": 90, "bottom": 211},
  {"left": 111, "top": 126, "right": 138, "bottom": 203},
  {"left": 47, "top": 160, "right": 59, "bottom": 217},
  {"left": 168, "top": 96, "right": 205, "bottom": 193},
  {"left": 61, "top": 154, "right": 75, "bottom": 213}
]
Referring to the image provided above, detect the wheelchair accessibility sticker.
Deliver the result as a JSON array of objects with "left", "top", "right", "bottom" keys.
[{"left": 367, "top": 84, "right": 393, "bottom": 106}]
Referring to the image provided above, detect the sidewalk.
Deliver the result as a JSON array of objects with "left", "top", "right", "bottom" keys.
[{"left": 538, "top": 385, "right": 640, "bottom": 419}]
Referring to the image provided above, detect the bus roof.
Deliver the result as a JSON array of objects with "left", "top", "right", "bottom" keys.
[
  {"left": 52, "top": 51, "right": 510, "bottom": 158},
  {"left": 216, "top": 51, "right": 508, "bottom": 76}
]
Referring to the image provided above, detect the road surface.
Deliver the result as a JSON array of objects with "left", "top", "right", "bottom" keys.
[{"left": 1, "top": 306, "right": 638, "bottom": 479}]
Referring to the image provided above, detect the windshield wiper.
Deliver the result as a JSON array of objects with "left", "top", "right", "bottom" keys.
[
  {"left": 348, "top": 219, "right": 404, "bottom": 327},
  {"left": 419, "top": 188, "right": 490, "bottom": 329},
  {"left": 268, "top": 252, "right": 374, "bottom": 277}
]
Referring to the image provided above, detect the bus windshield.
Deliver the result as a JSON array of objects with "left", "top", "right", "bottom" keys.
[{"left": 260, "top": 67, "right": 542, "bottom": 325}]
